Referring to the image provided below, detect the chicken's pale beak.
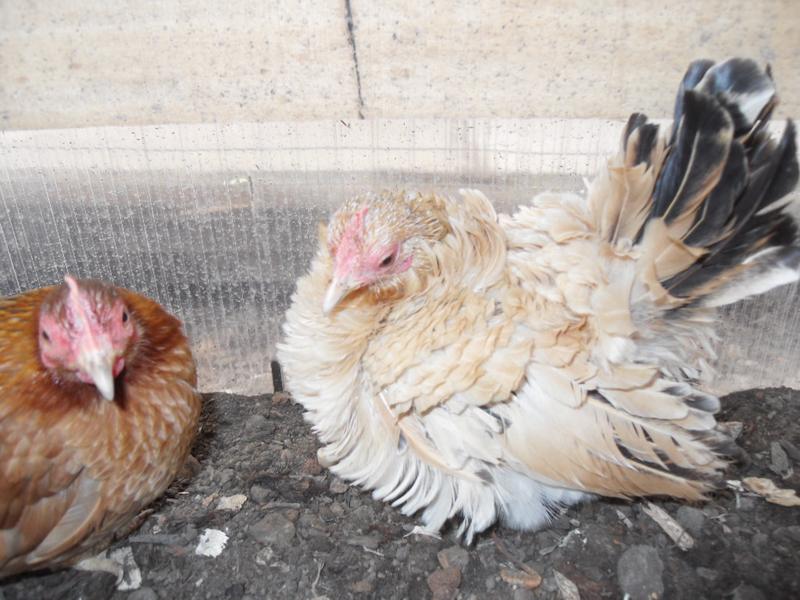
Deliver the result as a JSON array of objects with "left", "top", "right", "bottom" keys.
[
  {"left": 77, "top": 349, "right": 116, "bottom": 401},
  {"left": 322, "top": 276, "right": 351, "bottom": 315}
]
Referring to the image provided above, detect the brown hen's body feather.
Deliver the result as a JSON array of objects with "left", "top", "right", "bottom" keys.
[
  {"left": 0, "top": 284, "right": 201, "bottom": 577},
  {"left": 279, "top": 58, "right": 800, "bottom": 541}
]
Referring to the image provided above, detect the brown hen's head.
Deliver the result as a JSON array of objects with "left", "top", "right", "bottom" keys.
[
  {"left": 38, "top": 275, "right": 138, "bottom": 400},
  {"left": 323, "top": 191, "right": 450, "bottom": 313}
]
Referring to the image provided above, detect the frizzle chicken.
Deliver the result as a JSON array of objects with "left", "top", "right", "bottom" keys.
[
  {"left": 0, "top": 276, "right": 201, "bottom": 577},
  {"left": 279, "top": 58, "right": 800, "bottom": 541}
]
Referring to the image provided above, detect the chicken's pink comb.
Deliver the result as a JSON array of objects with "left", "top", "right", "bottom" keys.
[
  {"left": 63, "top": 275, "right": 96, "bottom": 329},
  {"left": 333, "top": 207, "right": 369, "bottom": 276},
  {"left": 345, "top": 206, "right": 368, "bottom": 241}
]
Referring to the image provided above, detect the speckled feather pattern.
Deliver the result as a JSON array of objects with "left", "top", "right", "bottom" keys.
[{"left": 0, "top": 286, "right": 201, "bottom": 577}]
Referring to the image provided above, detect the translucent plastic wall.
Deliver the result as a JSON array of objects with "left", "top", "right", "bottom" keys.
[{"left": 1, "top": 120, "right": 799, "bottom": 395}]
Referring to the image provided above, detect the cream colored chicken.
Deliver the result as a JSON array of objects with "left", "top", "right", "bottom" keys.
[{"left": 278, "top": 58, "right": 799, "bottom": 541}]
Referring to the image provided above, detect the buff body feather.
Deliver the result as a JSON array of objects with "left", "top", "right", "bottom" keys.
[{"left": 279, "top": 58, "right": 799, "bottom": 542}]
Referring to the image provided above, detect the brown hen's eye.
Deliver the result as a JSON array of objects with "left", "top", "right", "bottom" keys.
[
  {"left": 380, "top": 255, "right": 394, "bottom": 267},
  {"left": 122, "top": 311, "right": 129, "bottom": 323}
]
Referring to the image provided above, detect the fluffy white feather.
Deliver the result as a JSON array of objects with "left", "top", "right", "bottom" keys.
[{"left": 279, "top": 58, "right": 799, "bottom": 540}]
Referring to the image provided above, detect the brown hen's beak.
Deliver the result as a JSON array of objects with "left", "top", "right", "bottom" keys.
[
  {"left": 322, "top": 276, "right": 352, "bottom": 315},
  {"left": 77, "top": 346, "right": 116, "bottom": 401}
]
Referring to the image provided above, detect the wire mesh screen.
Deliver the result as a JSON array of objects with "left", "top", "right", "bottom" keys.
[{"left": 1, "top": 120, "right": 798, "bottom": 395}]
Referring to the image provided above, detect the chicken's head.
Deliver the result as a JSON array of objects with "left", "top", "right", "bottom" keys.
[
  {"left": 38, "top": 275, "right": 137, "bottom": 401},
  {"left": 323, "top": 192, "right": 450, "bottom": 313}
]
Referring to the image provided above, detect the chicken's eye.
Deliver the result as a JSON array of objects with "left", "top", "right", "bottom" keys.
[
  {"left": 380, "top": 254, "right": 395, "bottom": 268},
  {"left": 41, "top": 330, "right": 50, "bottom": 342},
  {"left": 122, "top": 311, "right": 129, "bottom": 323}
]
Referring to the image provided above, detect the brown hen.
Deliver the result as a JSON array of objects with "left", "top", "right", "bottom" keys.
[{"left": 0, "top": 276, "right": 201, "bottom": 577}]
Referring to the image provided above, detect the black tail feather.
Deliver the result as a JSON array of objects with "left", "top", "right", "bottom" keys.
[
  {"left": 655, "top": 91, "right": 733, "bottom": 224},
  {"left": 669, "top": 59, "right": 715, "bottom": 143},
  {"left": 622, "top": 58, "right": 799, "bottom": 302},
  {"left": 623, "top": 113, "right": 660, "bottom": 169},
  {"left": 669, "top": 121, "right": 799, "bottom": 297},
  {"left": 759, "top": 121, "right": 799, "bottom": 209},
  {"left": 683, "top": 141, "right": 747, "bottom": 247},
  {"left": 693, "top": 57, "right": 777, "bottom": 136}
]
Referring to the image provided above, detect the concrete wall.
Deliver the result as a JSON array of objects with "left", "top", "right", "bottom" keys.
[{"left": 2, "top": 1, "right": 798, "bottom": 128}]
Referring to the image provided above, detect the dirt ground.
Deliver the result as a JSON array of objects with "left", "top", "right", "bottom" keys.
[{"left": 2, "top": 387, "right": 799, "bottom": 600}]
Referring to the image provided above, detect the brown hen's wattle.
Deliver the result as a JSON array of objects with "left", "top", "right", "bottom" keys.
[{"left": 0, "top": 278, "right": 201, "bottom": 577}]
